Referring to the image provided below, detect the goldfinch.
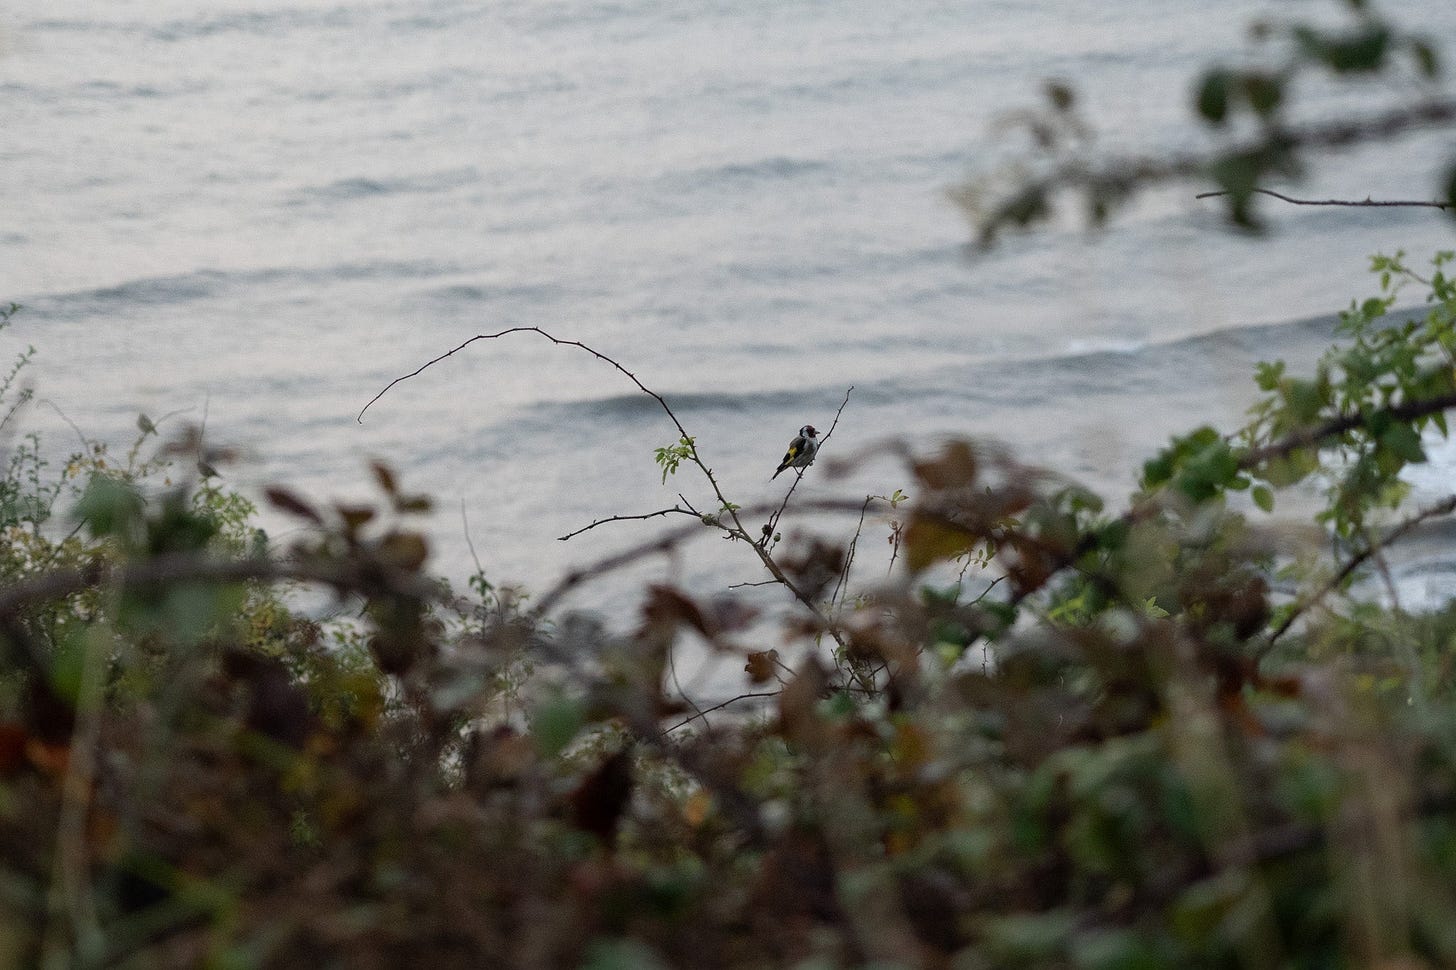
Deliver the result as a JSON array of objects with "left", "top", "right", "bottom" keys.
[{"left": 772, "top": 425, "right": 819, "bottom": 479}]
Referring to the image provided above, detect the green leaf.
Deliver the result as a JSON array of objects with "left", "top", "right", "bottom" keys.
[
  {"left": 1282, "top": 377, "right": 1329, "bottom": 423},
  {"left": 1044, "top": 80, "right": 1075, "bottom": 112},
  {"left": 1254, "top": 359, "right": 1286, "bottom": 392},
  {"left": 1071, "top": 928, "right": 1166, "bottom": 970},
  {"left": 160, "top": 582, "right": 246, "bottom": 644},
  {"left": 1195, "top": 69, "right": 1231, "bottom": 124},
  {"left": 48, "top": 629, "right": 90, "bottom": 704},
  {"left": 1241, "top": 72, "right": 1282, "bottom": 118},
  {"left": 1360, "top": 297, "right": 1391, "bottom": 319},
  {"left": 76, "top": 475, "right": 145, "bottom": 541},
  {"left": 1378, "top": 422, "right": 1425, "bottom": 464},
  {"left": 1177, "top": 438, "right": 1239, "bottom": 502},
  {"left": 1207, "top": 153, "right": 1263, "bottom": 229},
  {"left": 1140, "top": 597, "right": 1169, "bottom": 620},
  {"left": 1412, "top": 39, "right": 1440, "bottom": 79},
  {"left": 1252, "top": 484, "right": 1275, "bottom": 513},
  {"left": 1320, "top": 25, "right": 1391, "bottom": 72},
  {"left": 903, "top": 516, "right": 972, "bottom": 573},
  {"left": 531, "top": 695, "right": 584, "bottom": 759},
  {"left": 581, "top": 939, "right": 669, "bottom": 970}
]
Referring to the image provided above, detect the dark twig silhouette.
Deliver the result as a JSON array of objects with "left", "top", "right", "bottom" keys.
[
  {"left": 1196, "top": 188, "right": 1453, "bottom": 210},
  {"left": 557, "top": 506, "right": 700, "bottom": 542},
  {"left": 363, "top": 330, "right": 857, "bottom": 644}
]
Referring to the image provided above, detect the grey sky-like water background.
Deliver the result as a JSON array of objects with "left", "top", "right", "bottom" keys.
[{"left": 5, "top": 0, "right": 1456, "bottom": 629}]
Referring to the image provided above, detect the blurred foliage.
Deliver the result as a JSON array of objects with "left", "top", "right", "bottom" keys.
[
  {"left": 8, "top": 2, "right": 1456, "bottom": 967},
  {"left": 952, "top": 0, "right": 1456, "bottom": 243}
]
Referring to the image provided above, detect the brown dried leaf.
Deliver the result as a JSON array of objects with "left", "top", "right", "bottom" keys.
[
  {"left": 778, "top": 657, "right": 828, "bottom": 746},
  {"left": 744, "top": 649, "right": 779, "bottom": 685},
  {"left": 643, "top": 585, "right": 712, "bottom": 639},
  {"left": 913, "top": 440, "right": 978, "bottom": 490},
  {"left": 265, "top": 487, "right": 323, "bottom": 525},
  {"left": 568, "top": 748, "right": 635, "bottom": 844},
  {"left": 0, "top": 723, "right": 27, "bottom": 775},
  {"left": 375, "top": 530, "right": 429, "bottom": 572},
  {"left": 682, "top": 788, "right": 713, "bottom": 827},
  {"left": 903, "top": 516, "right": 973, "bottom": 573},
  {"left": 395, "top": 494, "right": 433, "bottom": 514},
  {"left": 335, "top": 504, "right": 376, "bottom": 532},
  {"left": 371, "top": 460, "right": 398, "bottom": 497}
]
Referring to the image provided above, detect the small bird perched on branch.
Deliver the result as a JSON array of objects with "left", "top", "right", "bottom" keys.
[{"left": 772, "top": 425, "right": 819, "bottom": 479}]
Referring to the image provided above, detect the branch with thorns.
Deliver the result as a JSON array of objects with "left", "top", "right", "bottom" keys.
[{"left": 361, "top": 327, "right": 858, "bottom": 646}]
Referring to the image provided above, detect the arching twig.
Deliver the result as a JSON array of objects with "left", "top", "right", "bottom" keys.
[
  {"left": 366, "top": 329, "right": 858, "bottom": 643},
  {"left": 358, "top": 327, "right": 690, "bottom": 433},
  {"left": 828, "top": 494, "right": 886, "bottom": 611},
  {"left": 662, "top": 690, "right": 781, "bottom": 735},
  {"left": 1196, "top": 188, "right": 1452, "bottom": 210}
]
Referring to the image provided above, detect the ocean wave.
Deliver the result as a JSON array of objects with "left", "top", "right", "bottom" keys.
[
  {"left": 29, "top": 8, "right": 348, "bottom": 42},
  {"left": 405, "top": 280, "right": 583, "bottom": 310},
  {"left": 655, "top": 155, "right": 831, "bottom": 194},
  {"left": 147, "top": 7, "right": 356, "bottom": 42},
  {"left": 28, "top": 259, "right": 462, "bottom": 316},
  {"left": 287, "top": 168, "right": 479, "bottom": 205},
  {"left": 1061, "top": 336, "right": 1148, "bottom": 356},
  {"left": 495, "top": 307, "right": 1408, "bottom": 428},
  {"left": 532, "top": 389, "right": 755, "bottom": 423}
]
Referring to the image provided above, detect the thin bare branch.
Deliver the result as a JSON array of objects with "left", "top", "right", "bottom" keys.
[
  {"left": 358, "top": 327, "right": 690, "bottom": 441},
  {"left": 1264, "top": 493, "right": 1456, "bottom": 646},
  {"left": 666, "top": 641, "right": 705, "bottom": 733},
  {"left": 531, "top": 497, "right": 888, "bottom": 617},
  {"left": 829, "top": 494, "right": 884, "bottom": 611},
  {"left": 461, "top": 499, "right": 486, "bottom": 578},
  {"left": 1196, "top": 187, "right": 1452, "bottom": 210},
  {"left": 662, "top": 691, "right": 781, "bottom": 734},
  {"left": 557, "top": 506, "right": 700, "bottom": 542},
  {"left": 968, "top": 575, "right": 1005, "bottom": 605},
  {"left": 38, "top": 400, "right": 94, "bottom": 455},
  {"left": 364, "top": 330, "right": 863, "bottom": 641}
]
